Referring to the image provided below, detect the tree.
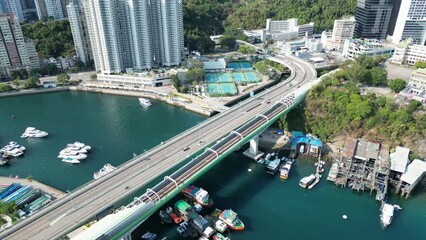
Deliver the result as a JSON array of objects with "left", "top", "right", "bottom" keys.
[
  {"left": 57, "top": 73, "right": 70, "bottom": 85},
  {"left": 0, "top": 83, "right": 12, "bottom": 92},
  {"left": 369, "top": 67, "right": 387, "bottom": 86},
  {"left": 12, "top": 79, "right": 22, "bottom": 89},
  {"left": 90, "top": 74, "right": 97, "bottom": 81},
  {"left": 185, "top": 67, "right": 204, "bottom": 84},
  {"left": 238, "top": 45, "right": 256, "bottom": 54},
  {"left": 24, "top": 76, "right": 39, "bottom": 89},
  {"left": 219, "top": 36, "right": 236, "bottom": 50},
  {"left": 388, "top": 78, "right": 407, "bottom": 92},
  {"left": 346, "top": 62, "right": 369, "bottom": 83},
  {"left": 254, "top": 61, "right": 268, "bottom": 75},
  {"left": 171, "top": 74, "right": 180, "bottom": 90},
  {"left": 414, "top": 61, "right": 426, "bottom": 69}
]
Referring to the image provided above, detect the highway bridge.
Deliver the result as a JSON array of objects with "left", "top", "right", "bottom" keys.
[{"left": 0, "top": 54, "right": 317, "bottom": 240}]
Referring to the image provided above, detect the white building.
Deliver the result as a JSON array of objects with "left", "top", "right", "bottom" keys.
[
  {"left": 266, "top": 18, "right": 298, "bottom": 32},
  {"left": 391, "top": 39, "right": 426, "bottom": 65},
  {"left": 264, "top": 18, "right": 314, "bottom": 41},
  {"left": 34, "top": 0, "right": 64, "bottom": 20},
  {"left": 392, "top": 0, "right": 426, "bottom": 45},
  {"left": 85, "top": 0, "right": 184, "bottom": 75},
  {"left": 410, "top": 68, "right": 426, "bottom": 89},
  {"left": 67, "top": 2, "right": 88, "bottom": 64},
  {"left": 323, "top": 17, "right": 356, "bottom": 51},
  {"left": 390, "top": 146, "right": 410, "bottom": 174},
  {"left": 342, "top": 38, "right": 394, "bottom": 60}
]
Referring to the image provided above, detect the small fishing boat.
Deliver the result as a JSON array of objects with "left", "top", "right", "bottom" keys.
[
  {"left": 279, "top": 160, "right": 293, "bottom": 180},
  {"left": 182, "top": 185, "right": 214, "bottom": 207},
  {"left": 299, "top": 174, "right": 316, "bottom": 188},
  {"left": 139, "top": 98, "right": 152, "bottom": 107},
  {"left": 218, "top": 209, "right": 244, "bottom": 231},
  {"left": 213, "top": 233, "right": 230, "bottom": 240},
  {"left": 141, "top": 231, "right": 157, "bottom": 240},
  {"left": 166, "top": 207, "right": 182, "bottom": 224},
  {"left": 159, "top": 210, "right": 172, "bottom": 224},
  {"left": 381, "top": 203, "right": 395, "bottom": 228}
]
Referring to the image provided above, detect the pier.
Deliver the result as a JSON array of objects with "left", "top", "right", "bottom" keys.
[
  {"left": 0, "top": 177, "right": 66, "bottom": 200},
  {"left": 326, "top": 137, "right": 390, "bottom": 200}
]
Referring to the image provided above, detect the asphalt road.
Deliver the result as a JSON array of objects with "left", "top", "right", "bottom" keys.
[{"left": 0, "top": 54, "right": 316, "bottom": 240}]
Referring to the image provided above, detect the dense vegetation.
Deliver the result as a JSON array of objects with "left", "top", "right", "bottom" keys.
[
  {"left": 183, "top": 0, "right": 356, "bottom": 52},
  {"left": 278, "top": 57, "right": 425, "bottom": 155},
  {"left": 224, "top": 0, "right": 357, "bottom": 32},
  {"left": 21, "top": 19, "right": 75, "bottom": 59}
]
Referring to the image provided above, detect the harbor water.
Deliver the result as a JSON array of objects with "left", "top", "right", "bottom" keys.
[
  {"left": 0, "top": 91, "right": 206, "bottom": 190},
  {"left": 1, "top": 92, "right": 426, "bottom": 239}
]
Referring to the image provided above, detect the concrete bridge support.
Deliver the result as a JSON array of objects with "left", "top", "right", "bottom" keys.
[
  {"left": 243, "top": 134, "right": 264, "bottom": 161},
  {"left": 119, "top": 232, "right": 132, "bottom": 240}
]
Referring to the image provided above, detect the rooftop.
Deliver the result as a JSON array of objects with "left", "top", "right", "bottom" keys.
[
  {"left": 400, "top": 159, "right": 426, "bottom": 185},
  {"left": 354, "top": 139, "right": 379, "bottom": 161},
  {"left": 390, "top": 146, "right": 410, "bottom": 173},
  {"left": 343, "top": 137, "right": 357, "bottom": 158},
  {"left": 203, "top": 59, "right": 226, "bottom": 70},
  {"left": 412, "top": 68, "right": 426, "bottom": 77}
]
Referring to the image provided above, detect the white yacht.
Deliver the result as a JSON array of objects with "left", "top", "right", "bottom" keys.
[
  {"left": 93, "top": 164, "right": 116, "bottom": 179},
  {"left": 381, "top": 203, "right": 395, "bottom": 228},
  {"left": 62, "top": 157, "right": 81, "bottom": 164},
  {"left": 21, "top": 127, "right": 48, "bottom": 138},
  {"left": 58, "top": 151, "right": 87, "bottom": 160},
  {"left": 60, "top": 146, "right": 87, "bottom": 154},
  {"left": 139, "top": 98, "right": 152, "bottom": 107},
  {"left": 67, "top": 142, "right": 91, "bottom": 151},
  {"left": 1, "top": 142, "right": 26, "bottom": 157}
]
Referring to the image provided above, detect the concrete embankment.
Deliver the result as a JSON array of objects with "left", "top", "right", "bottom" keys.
[
  {"left": 0, "top": 87, "right": 70, "bottom": 98},
  {"left": 0, "top": 176, "right": 66, "bottom": 200},
  {"left": 69, "top": 86, "right": 213, "bottom": 116}
]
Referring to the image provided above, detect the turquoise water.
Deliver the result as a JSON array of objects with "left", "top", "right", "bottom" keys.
[
  {"left": 1, "top": 92, "right": 426, "bottom": 240},
  {"left": 0, "top": 92, "right": 206, "bottom": 191},
  {"left": 134, "top": 151, "right": 426, "bottom": 240}
]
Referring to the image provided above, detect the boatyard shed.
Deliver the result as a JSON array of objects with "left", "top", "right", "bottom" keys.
[
  {"left": 397, "top": 160, "right": 426, "bottom": 198},
  {"left": 354, "top": 139, "right": 380, "bottom": 161},
  {"left": 390, "top": 146, "right": 410, "bottom": 174}
]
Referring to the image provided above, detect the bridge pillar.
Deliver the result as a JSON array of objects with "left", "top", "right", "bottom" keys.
[
  {"left": 119, "top": 232, "right": 132, "bottom": 240},
  {"left": 243, "top": 134, "right": 264, "bottom": 161}
]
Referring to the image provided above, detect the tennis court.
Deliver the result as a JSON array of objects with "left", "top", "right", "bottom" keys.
[
  {"left": 206, "top": 82, "right": 238, "bottom": 96},
  {"left": 227, "top": 61, "right": 253, "bottom": 69},
  {"left": 244, "top": 71, "right": 259, "bottom": 83}
]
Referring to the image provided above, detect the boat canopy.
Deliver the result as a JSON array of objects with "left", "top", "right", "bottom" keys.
[{"left": 175, "top": 200, "right": 191, "bottom": 212}]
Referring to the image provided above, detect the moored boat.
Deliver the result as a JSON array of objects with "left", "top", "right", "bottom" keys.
[
  {"left": 214, "top": 220, "right": 228, "bottom": 233},
  {"left": 166, "top": 206, "right": 182, "bottom": 224},
  {"left": 266, "top": 158, "right": 281, "bottom": 175},
  {"left": 58, "top": 151, "right": 87, "bottom": 160},
  {"left": 139, "top": 98, "right": 152, "bottom": 107},
  {"left": 62, "top": 158, "right": 81, "bottom": 164},
  {"left": 218, "top": 209, "right": 244, "bottom": 231},
  {"left": 141, "top": 231, "right": 157, "bottom": 240},
  {"left": 21, "top": 127, "right": 48, "bottom": 138},
  {"left": 381, "top": 203, "right": 395, "bottom": 228},
  {"left": 182, "top": 185, "right": 214, "bottom": 207},
  {"left": 159, "top": 210, "right": 172, "bottom": 224},
  {"left": 280, "top": 160, "right": 293, "bottom": 180},
  {"left": 213, "top": 233, "right": 230, "bottom": 240},
  {"left": 93, "top": 164, "right": 116, "bottom": 179},
  {"left": 299, "top": 174, "right": 316, "bottom": 188}
]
